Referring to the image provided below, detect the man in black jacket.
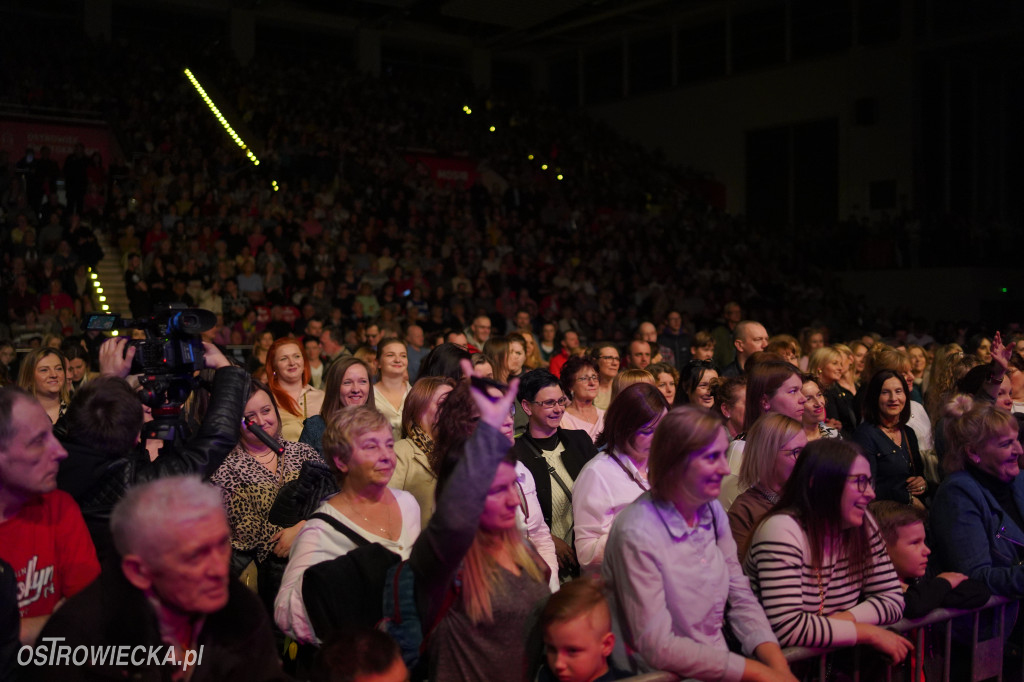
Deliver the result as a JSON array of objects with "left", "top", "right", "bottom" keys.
[
  {"left": 511, "top": 370, "right": 596, "bottom": 578},
  {"left": 32, "top": 476, "right": 289, "bottom": 681},
  {"left": 56, "top": 338, "right": 247, "bottom": 563}
]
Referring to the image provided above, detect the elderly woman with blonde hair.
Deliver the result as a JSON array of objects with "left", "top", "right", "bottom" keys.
[
  {"left": 275, "top": 405, "right": 420, "bottom": 644},
  {"left": 931, "top": 395, "right": 1024, "bottom": 598},
  {"left": 808, "top": 346, "right": 856, "bottom": 434}
]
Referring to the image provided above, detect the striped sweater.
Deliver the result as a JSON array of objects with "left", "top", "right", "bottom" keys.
[{"left": 744, "top": 513, "right": 904, "bottom": 648}]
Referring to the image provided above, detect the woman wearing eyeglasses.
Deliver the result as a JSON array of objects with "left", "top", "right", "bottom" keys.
[
  {"left": 931, "top": 395, "right": 1024, "bottom": 598},
  {"left": 511, "top": 369, "right": 598, "bottom": 580},
  {"left": 744, "top": 439, "right": 910, "bottom": 663},
  {"left": 727, "top": 414, "right": 806, "bottom": 562},
  {"left": 559, "top": 355, "right": 606, "bottom": 443},
  {"left": 592, "top": 344, "right": 621, "bottom": 410}
]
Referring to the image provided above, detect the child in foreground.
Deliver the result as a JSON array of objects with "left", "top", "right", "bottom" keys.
[
  {"left": 538, "top": 577, "right": 628, "bottom": 682},
  {"left": 870, "top": 501, "right": 989, "bottom": 619}
]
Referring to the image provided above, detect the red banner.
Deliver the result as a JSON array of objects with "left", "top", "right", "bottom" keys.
[
  {"left": 404, "top": 154, "right": 479, "bottom": 188},
  {"left": 0, "top": 118, "right": 111, "bottom": 166}
]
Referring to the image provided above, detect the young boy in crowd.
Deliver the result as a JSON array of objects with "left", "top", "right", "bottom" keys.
[
  {"left": 538, "top": 577, "right": 628, "bottom": 682},
  {"left": 870, "top": 501, "right": 989, "bottom": 619},
  {"left": 312, "top": 627, "right": 407, "bottom": 682}
]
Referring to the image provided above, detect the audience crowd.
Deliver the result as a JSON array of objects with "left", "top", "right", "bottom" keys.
[{"left": 1, "top": 17, "right": 1023, "bottom": 682}]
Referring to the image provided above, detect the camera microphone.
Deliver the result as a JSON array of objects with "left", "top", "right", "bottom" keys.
[{"left": 244, "top": 418, "right": 286, "bottom": 455}]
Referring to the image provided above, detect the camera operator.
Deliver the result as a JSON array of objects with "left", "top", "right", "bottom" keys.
[{"left": 56, "top": 337, "right": 249, "bottom": 563}]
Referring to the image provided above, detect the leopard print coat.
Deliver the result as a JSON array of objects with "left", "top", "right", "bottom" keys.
[{"left": 211, "top": 440, "right": 324, "bottom": 563}]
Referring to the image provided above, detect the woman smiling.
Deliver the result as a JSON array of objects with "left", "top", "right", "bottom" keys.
[
  {"left": 853, "top": 370, "right": 928, "bottom": 507},
  {"left": 808, "top": 346, "right": 856, "bottom": 435},
  {"left": 266, "top": 337, "right": 324, "bottom": 442},
  {"left": 374, "top": 338, "right": 411, "bottom": 441},
  {"left": 18, "top": 347, "right": 70, "bottom": 424},
  {"left": 299, "top": 356, "right": 376, "bottom": 454},
  {"left": 573, "top": 383, "right": 668, "bottom": 572},
  {"left": 211, "top": 380, "right": 323, "bottom": 613},
  {"left": 275, "top": 406, "right": 420, "bottom": 644},
  {"left": 559, "top": 355, "right": 606, "bottom": 443},
  {"left": 745, "top": 440, "right": 909, "bottom": 662},
  {"left": 602, "top": 406, "right": 797, "bottom": 681},
  {"left": 680, "top": 360, "right": 717, "bottom": 409},
  {"left": 931, "top": 396, "right": 1024, "bottom": 598}
]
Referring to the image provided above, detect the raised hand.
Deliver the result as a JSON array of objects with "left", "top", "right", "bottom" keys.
[
  {"left": 459, "top": 359, "right": 520, "bottom": 430},
  {"left": 992, "top": 331, "right": 1011, "bottom": 371}
]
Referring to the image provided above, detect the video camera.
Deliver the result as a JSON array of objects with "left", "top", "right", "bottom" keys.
[{"left": 82, "top": 305, "right": 216, "bottom": 440}]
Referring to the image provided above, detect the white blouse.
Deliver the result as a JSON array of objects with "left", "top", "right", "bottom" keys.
[
  {"left": 274, "top": 489, "right": 420, "bottom": 644},
  {"left": 572, "top": 451, "right": 649, "bottom": 573},
  {"left": 374, "top": 382, "right": 411, "bottom": 441},
  {"left": 514, "top": 461, "right": 560, "bottom": 592}
]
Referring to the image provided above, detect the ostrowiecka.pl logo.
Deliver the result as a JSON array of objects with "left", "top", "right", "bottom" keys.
[{"left": 19, "top": 637, "right": 205, "bottom": 671}]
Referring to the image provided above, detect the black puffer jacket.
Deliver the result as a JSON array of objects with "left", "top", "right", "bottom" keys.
[{"left": 57, "top": 365, "right": 248, "bottom": 563}]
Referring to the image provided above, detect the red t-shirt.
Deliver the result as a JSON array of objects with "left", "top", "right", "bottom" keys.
[{"left": 0, "top": 490, "right": 100, "bottom": 620}]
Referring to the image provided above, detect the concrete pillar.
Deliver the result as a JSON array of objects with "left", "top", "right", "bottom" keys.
[
  {"left": 356, "top": 30, "right": 381, "bottom": 77},
  {"left": 229, "top": 9, "right": 255, "bottom": 66},
  {"left": 83, "top": 0, "right": 111, "bottom": 41},
  {"left": 469, "top": 48, "right": 492, "bottom": 90}
]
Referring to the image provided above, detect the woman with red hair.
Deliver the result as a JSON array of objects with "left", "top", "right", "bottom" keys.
[{"left": 266, "top": 336, "right": 324, "bottom": 441}]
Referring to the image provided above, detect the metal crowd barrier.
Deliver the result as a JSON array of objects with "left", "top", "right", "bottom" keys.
[{"left": 619, "top": 595, "right": 1020, "bottom": 682}]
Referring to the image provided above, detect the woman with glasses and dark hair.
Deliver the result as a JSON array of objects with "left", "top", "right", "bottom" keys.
[
  {"left": 511, "top": 369, "right": 598, "bottom": 580},
  {"left": 572, "top": 383, "right": 668, "bottom": 573},
  {"left": 592, "top": 344, "right": 620, "bottom": 410},
  {"left": 602, "top": 406, "right": 796, "bottom": 681},
  {"left": 744, "top": 439, "right": 909, "bottom": 662},
  {"left": 853, "top": 369, "right": 928, "bottom": 507},
  {"left": 931, "top": 395, "right": 1024, "bottom": 598},
  {"left": 559, "top": 355, "right": 605, "bottom": 442}
]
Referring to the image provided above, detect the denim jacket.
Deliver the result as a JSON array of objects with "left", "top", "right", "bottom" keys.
[{"left": 931, "top": 470, "right": 1024, "bottom": 598}]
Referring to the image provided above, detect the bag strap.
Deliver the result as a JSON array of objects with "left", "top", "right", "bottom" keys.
[
  {"left": 521, "top": 435, "right": 573, "bottom": 503},
  {"left": 309, "top": 512, "right": 370, "bottom": 548},
  {"left": 547, "top": 465, "right": 573, "bottom": 503},
  {"left": 608, "top": 452, "right": 649, "bottom": 493}
]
